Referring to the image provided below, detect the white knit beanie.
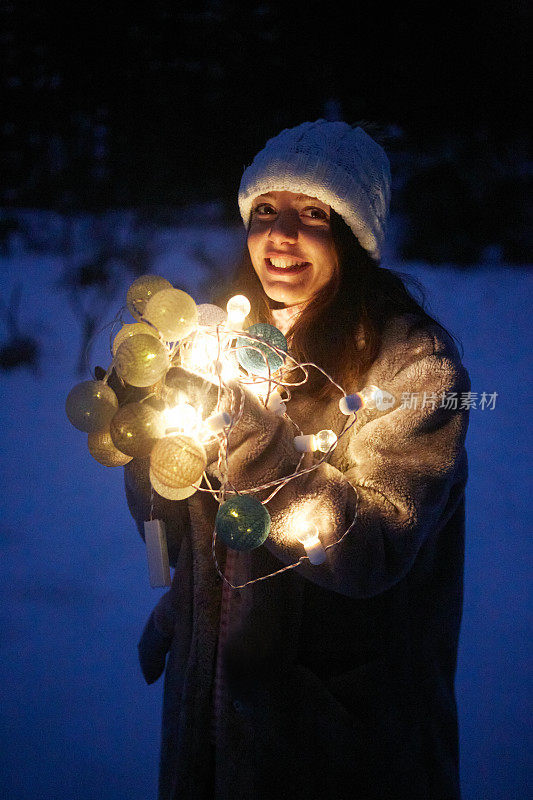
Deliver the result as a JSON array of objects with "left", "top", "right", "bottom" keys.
[{"left": 238, "top": 119, "right": 391, "bottom": 261}]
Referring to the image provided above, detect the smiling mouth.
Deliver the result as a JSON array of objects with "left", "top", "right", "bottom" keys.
[{"left": 265, "top": 257, "right": 311, "bottom": 275}]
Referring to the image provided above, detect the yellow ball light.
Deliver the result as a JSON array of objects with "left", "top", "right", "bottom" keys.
[
  {"left": 148, "top": 470, "right": 198, "bottom": 501},
  {"left": 126, "top": 275, "right": 173, "bottom": 320},
  {"left": 88, "top": 429, "right": 133, "bottom": 467},
  {"left": 114, "top": 334, "right": 170, "bottom": 387},
  {"left": 66, "top": 380, "right": 119, "bottom": 433},
  {"left": 111, "top": 322, "right": 159, "bottom": 355},
  {"left": 150, "top": 434, "right": 207, "bottom": 492},
  {"left": 143, "top": 288, "right": 198, "bottom": 341},
  {"left": 110, "top": 402, "right": 165, "bottom": 458}
]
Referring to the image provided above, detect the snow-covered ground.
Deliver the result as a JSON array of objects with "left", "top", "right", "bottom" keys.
[{"left": 0, "top": 212, "right": 530, "bottom": 799}]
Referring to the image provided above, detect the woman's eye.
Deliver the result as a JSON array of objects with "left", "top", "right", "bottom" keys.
[
  {"left": 253, "top": 203, "right": 276, "bottom": 215},
  {"left": 303, "top": 207, "right": 328, "bottom": 221}
]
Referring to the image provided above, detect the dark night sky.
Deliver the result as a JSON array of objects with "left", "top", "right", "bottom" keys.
[{"left": 1, "top": 1, "right": 530, "bottom": 207}]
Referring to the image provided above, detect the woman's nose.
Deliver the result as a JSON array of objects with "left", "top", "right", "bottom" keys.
[{"left": 268, "top": 211, "right": 299, "bottom": 244}]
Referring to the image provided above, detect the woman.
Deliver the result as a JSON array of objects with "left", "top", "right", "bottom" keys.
[{"left": 125, "top": 120, "right": 470, "bottom": 799}]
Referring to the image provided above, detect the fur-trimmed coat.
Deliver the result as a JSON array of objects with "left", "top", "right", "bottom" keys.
[{"left": 125, "top": 313, "right": 470, "bottom": 800}]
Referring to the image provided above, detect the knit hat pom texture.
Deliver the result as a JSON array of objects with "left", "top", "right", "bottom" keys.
[{"left": 238, "top": 119, "right": 391, "bottom": 261}]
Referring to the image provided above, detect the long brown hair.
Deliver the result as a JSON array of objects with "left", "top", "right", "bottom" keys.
[{"left": 216, "top": 210, "right": 461, "bottom": 398}]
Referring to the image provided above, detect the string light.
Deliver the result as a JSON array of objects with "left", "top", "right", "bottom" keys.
[
  {"left": 65, "top": 380, "right": 118, "bottom": 433},
  {"left": 295, "top": 519, "right": 326, "bottom": 565},
  {"left": 215, "top": 494, "right": 271, "bottom": 551},
  {"left": 110, "top": 401, "right": 165, "bottom": 458},
  {"left": 114, "top": 334, "right": 170, "bottom": 387},
  {"left": 66, "top": 275, "right": 388, "bottom": 588},
  {"left": 163, "top": 401, "right": 202, "bottom": 436},
  {"left": 150, "top": 434, "right": 207, "bottom": 493},
  {"left": 112, "top": 322, "right": 158, "bottom": 355},
  {"left": 236, "top": 323, "right": 288, "bottom": 377},
  {"left": 88, "top": 429, "right": 133, "bottom": 467},
  {"left": 126, "top": 274, "right": 173, "bottom": 320},
  {"left": 143, "top": 288, "right": 198, "bottom": 342},
  {"left": 226, "top": 295, "right": 251, "bottom": 328},
  {"left": 197, "top": 303, "right": 227, "bottom": 327},
  {"left": 294, "top": 429, "right": 337, "bottom": 453}
]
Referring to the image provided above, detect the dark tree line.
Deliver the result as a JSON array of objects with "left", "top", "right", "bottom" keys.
[{"left": 0, "top": 1, "right": 531, "bottom": 263}]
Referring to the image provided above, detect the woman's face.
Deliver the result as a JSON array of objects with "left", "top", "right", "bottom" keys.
[{"left": 247, "top": 190, "right": 337, "bottom": 307}]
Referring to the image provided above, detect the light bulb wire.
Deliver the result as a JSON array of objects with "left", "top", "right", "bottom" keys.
[
  {"left": 210, "top": 489, "right": 359, "bottom": 591},
  {"left": 109, "top": 311, "right": 367, "bottom": 588}
]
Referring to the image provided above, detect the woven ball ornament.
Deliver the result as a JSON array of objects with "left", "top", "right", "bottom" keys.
[
  {"left": 215, "top": 494, "right": 271, "bottom": 551},
  {"left": 148, "top": 471, "right": 198, "bottom": 501},
  {"left": 112, "top": 322, "right": 159, "bottom": 355},
  {"left": 110, "top": 402, "right": 165, "bottom": 458},
  {"left": 65, "top": 380, "right": 119, "bottom": 433},
  {"left": 126, "top": 274, "right": 173, "bottom": 320},
  {"left": 88, "top": 429, "right": 133, "bottom": 467},
  {"left": 143, "top": 288, "right": 198, "bottom": 341},
  {"left": 114, "top": 334, "right": 170, "bottom": 387},
  {"left": 150, "top": 434, "right": 207, "bottom": 493},
  {"left": 237, "top": 323, "right": 287, "bottom": 377},
  {"left": 197, "top": 303, "right": 227, "bottom": 327}
]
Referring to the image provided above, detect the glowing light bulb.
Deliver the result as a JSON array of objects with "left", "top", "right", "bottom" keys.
[
  {"left": 114, "top": 334, "right": 170, "bottom": 387},
  {"left": 226, "top": 295, "right": 251, "bottom": 328},
  {"left": 358, "top": 385, "right": 395, "bottom": 411},
  {"left": 214, "top": 354, "right": 240, "bottom": 384},
  {"left": 296, "top": 520, "right": 326, "bottom": 565},
  {"left": 204, "top": 410, "right": 232, "bottom": 435},
  {"left": 126, "top": 275, "right": 173, "bottom": 320},
  {"left": 265, "top": 388, "right": 286, "bottom": 416},
  {"left": 65, "top": 380, "right": 119, "bottom": 433},
  {"left": 143, "top": 288, "right": 198, "bottom": 341},
  {"left": 163, "top": 402, "right": 201, "bottom": 435},
  {"left": 181, "top": 330, "right": 221, "bottom": 375},
  {"left": 314, "top": 429, "right": 337, "bottom": 453}
]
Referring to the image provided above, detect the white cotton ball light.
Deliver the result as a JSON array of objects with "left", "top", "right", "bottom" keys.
[
  {"left": 126, "top": 275, "right": 173, "bottom": 320},
  {"left": 88, "top": 429, "right": 132, "bottom": 467},
  {"left": 112, "top": 322, "right": 159, "bottom": 355},
  {"left": 143, "top": 288, "right": 198, "bottom": 341},
  {"left": 114, "top": 334, "right": 170, "bottom": 387},
  {"left": 66, "top": 380, "right": 119, "bottom": 433},
  {"left": 197, "top": 303, "right": 227, "bottom": 327},
  {"left": 149, "top": 471, "right": 198, "bottom": 501},
  {"left": 150, "top": 434, "right": 207, "bottom": 493}
]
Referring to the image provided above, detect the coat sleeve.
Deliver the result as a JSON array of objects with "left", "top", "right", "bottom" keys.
[{"left": 218, "top": 322, "right": 470, "bottom": 599}]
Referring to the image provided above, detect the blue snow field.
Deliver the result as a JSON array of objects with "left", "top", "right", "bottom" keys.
[{"left": 0, "top": 211, "right": 530, "bottom": 799}]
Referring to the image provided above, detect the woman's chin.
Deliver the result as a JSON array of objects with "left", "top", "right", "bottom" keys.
[{"left": 262, "top": 280, "right": 309, "bottom": 307}]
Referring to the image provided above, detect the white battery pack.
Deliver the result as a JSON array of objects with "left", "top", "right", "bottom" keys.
[{"left": 144, "top": 519, "right": 171, "bottom": 588}]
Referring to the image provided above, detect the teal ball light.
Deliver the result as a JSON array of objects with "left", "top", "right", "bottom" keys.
[
  {"left": 215, "top": 494, "right": 271, "bottom": 551},
  {"left": 237, "top": 323, "right": 287, "bottom": 377}
]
